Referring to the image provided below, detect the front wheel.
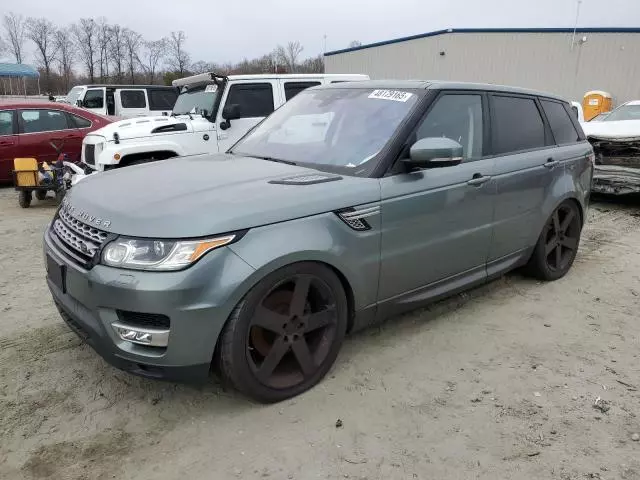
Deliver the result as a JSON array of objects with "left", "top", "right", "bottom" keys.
[
  {"left": 18, "top": 190, "right": 32, "bottom": 208},
  {"left": 526, "top": 201, "right": 582, "bottom": 281},
  {"left": 217, "top": 263, "right": 348, "bottom": 403},
  {"left": 35, "top": 190, "right": 47, "bottom": 201}
]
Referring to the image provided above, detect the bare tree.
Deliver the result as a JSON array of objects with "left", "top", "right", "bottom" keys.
[
  {"left": 73, "top": 18, "right": 97, "bottom": 82},
  {"left": 96, "top": 17, "right": 110, "bottom": 81},
  {"left": 139, "top": 39, "right": 166, "bottom": 84},
  {"left": 55, "top": 28, "right": 75, "bottom": 92},
  {"left": 26, "top": 17, "right": 58, "bottom": 91},
  {"left": 109, "top": 25, "right": 126, "bottom": 82},
  {"left": 190, "top": 60, "right": 212, "bottom": 74},
  {"left": 0, "top": 37, "right": 7, "bottom": 59},
  {"left": 167, "top": 31, "right": 190, "bottom": 76},
  {"left": 3, "top": 12, "right": 27, "bottom": 63},
  {"left": 275, "top": 41, "right": 304, "bottom": 72},
  {"left": 123, "top": 28, "right": 142, "bottom": 84},
  {"left": 299, "top": 54, "right": 324, "bottom": 73}
]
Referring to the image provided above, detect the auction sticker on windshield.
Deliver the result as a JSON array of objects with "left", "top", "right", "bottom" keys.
[
  {"left": 368, "top": 90, "right": 413, "bottom": 102},
  {"left": 205, "top": 84, "right": 218, "bottom": 93}
]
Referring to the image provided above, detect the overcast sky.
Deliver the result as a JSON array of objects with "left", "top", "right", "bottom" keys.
[{"left": 7, "top": 0, "right": 640, "bottom": 63}]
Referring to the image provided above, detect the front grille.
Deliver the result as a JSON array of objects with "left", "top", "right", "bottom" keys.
[
  {"left": 116, "top": 310, "right": 171, "bottom": 329},
  {"left": 84, "top": 144, "right": 95, "bottom": 165},
  {"left": 49, "top": 207, "right": 109, "bottom": 268}
]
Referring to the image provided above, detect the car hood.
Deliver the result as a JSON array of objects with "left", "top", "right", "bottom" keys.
[
  {"left": 582, "top": 119, "right": 640, "bottom": 141},
  {"left": 89, "top": 114, "right": 196, "bottom": 141},
  {"left": 65, "top": 155, "right": 381, "bottom": 238}
]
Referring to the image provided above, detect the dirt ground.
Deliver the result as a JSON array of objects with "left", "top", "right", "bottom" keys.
[{"left": 1, "top": 187, "right": 640, "bottom": 480}]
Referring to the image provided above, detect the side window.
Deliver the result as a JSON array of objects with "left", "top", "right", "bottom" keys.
[
  {"left": 284, "top": 82, "right": 321, "bottom": 101},
  {"left": 69, "top": 114, "right": 92, "bottom": 129},
  {"left": 492, "top": 96, "right": 546, "bottom": 154},
  {"left": 225, "top": 83, "right": 274, "bottom": 119},
  {"left": 414, "top": 94, "right": 483, "bottom": 160},
  {"left": 541, "top": 100, "right": 580, "bottom": 144},
  {"left": 20, "top": 110, "right": 70, "bottom": 133},
  {"left": 120, "top": 90, "right": 147, "bottom": 109},
  {"left": 148, "top": 89, "right": 178, "bottom": 110},
  {"left": 83, "top": 89, "right": 104, "bottom": 109},
  {"left": 0, "top": 111, "right": 14, "bottom": 136}
]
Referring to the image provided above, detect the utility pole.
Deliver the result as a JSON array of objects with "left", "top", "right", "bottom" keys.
[
  {"left": 571, "top": 0, "right": 583, "bottom": 50},
  {"left": 323, "top": 34, "right": 327, "bottom": 54}
]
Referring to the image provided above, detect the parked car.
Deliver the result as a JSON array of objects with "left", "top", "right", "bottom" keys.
[
  {"left": 62, "top": 84, "right": 178, "bottom": 119},
  {"left": 582, "top": 100, "right": 640, "bottom": 195},
  {"left": 0, "top": 102, "right": 112, "bottom": 184},
  {"left": 76, "top": 73, "right": 369, "bottom": 177},
  {"left": 45, "top": 81, "right": 593, "bottom": 402}
]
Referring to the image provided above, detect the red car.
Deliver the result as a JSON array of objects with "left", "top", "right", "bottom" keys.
[{"left": 0, "top": 101, "right": 112, "bottom": 184}]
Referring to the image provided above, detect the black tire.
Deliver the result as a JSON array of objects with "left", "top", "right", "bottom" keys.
[
  {"left": 526, "top": 200, "right": 582, "bottom": 281},
  {"left": 18, "top": 190, "right": 32, "bottom": 208},
  {"left": 35, "top": 190, "right": 47, "bottom": 201},
  {"left": 217, "top": 262, "right": 348, "bottom": 403}
]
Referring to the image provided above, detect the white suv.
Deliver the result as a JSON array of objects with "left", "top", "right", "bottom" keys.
[{"left": 78, "top": 73, "right": 368, "bottom": 177}]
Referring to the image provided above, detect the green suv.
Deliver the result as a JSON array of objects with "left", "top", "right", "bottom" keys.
[{"left": 44, "top": 81, "right": 594, "bottom": 402}]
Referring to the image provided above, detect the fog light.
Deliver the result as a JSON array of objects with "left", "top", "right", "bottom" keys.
[{"left": 112, "top": 323, "right": 169, "bottom": 347}]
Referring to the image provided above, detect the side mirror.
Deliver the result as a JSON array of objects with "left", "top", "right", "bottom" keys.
[
  {"left": 220, "top": 104, "right": 241, "bottom": 131},
  {"left": 76, "top": 99, "right": 83, "bottom": 108},
  {"left": 404, "top": 137, "right": 464, "bottom": 168}
]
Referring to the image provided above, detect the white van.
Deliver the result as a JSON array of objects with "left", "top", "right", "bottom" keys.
[
  {"left": 78, "top": 73, "right": 368, "bottom": 174},
  {"left": 63, "top": 85, "right": 178, "bottom": 119}
]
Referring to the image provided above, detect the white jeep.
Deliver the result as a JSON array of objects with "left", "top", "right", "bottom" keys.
[{"left": 78, "top": 73, "right": 368, "bottom": 178}]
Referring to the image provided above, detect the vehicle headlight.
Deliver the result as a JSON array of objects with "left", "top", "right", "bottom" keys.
[{"left": 101, "top": 235, "right": 237, "bottom": 271}]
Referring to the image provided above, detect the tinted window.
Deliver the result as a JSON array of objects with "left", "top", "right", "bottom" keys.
[
  {"left": 284, "top": 82, "right": 321, "bottom": 101},
  {"left": 70, "top": 114, "right": 92, "bottom": 128},
  {"left": 120, "top": 90, "right": 146, "bottom": 109},
  {"left": 541, "top": 100, "right": 580, "bottom": 144},
  {"left": 20, "top": 110, "right": 70, "bottom": 133},
  {"left": 225, "top": 83, "right": 274, "bottom": 118},
  {"left": 149, "top": 89, "right": 178, "bottom": 110},
  {"left": 84, "top": 89, "right": 104, "bottom": 109},
  {"left": 0, "top": 111, "right": 14, "bottom": 136},
  {"left": 492, "top": 96, "right": 545, "bottom": 154},
  {"left": 415, "top": 94, "right": 483, "bottom": 160}
]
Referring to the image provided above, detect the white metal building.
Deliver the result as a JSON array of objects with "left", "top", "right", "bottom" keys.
[{"left": 324, "top": 28, "right": 640, "bottom": 105}]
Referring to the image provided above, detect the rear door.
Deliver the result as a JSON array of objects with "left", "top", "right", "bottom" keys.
[
  {"left": 488, "top": 94, "right": 559, "bottom": 271},
  {"left": 17, "top": 109, "right": 75, "bottom": 164},
  {"left": 280, "top": 80, "right": 321, "bottom": 104},
  {"left": 0, "top": 110, "right": 19, "bottom": 183},
  {"left": 216, "top": 81, "right": 277, "bottom": 152},
  {"left": 116, "top": 89, "right": 149, "bottom": 118}
]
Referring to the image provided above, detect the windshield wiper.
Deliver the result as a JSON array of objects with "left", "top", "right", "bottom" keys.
[{"left": 246, "top": 155, "right": 297, "bottom": 166}]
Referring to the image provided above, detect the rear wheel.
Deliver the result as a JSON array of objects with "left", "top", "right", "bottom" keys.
[
  {"left": 217, "top": 263, "right": 348, "bottom": 403},
  {"left": 35, "top": 190, "right": 47, "bottom": 201},
  {"left": 18, "top": 190, "right": 32, "bottom": 208},
  {"left": 526, "top": 201, "right": 582, "bottom": 281}
]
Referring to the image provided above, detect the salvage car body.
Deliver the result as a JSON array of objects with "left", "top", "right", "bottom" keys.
[{"left": 582, "top": 101, "right": 640, "bottom": 195}]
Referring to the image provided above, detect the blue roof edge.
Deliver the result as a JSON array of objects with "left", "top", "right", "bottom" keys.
[{"left": 324, "top": 27, "right": 640, "bottom": 56}]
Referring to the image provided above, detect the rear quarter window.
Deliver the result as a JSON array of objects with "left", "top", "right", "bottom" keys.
[
  {"left": 541, "top": 100, "right": 580, "bottom": 144},
  {"left": 120, "top": 90, "right": 147, "bottom": 109}
]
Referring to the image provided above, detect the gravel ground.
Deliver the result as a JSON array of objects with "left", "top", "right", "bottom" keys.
[{"left": 1, "top": 187, "right": 640, "bottom": 480}]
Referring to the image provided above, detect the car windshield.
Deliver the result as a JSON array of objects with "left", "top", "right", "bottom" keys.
[
  {"left": 64, "top": 86, "right": 84, "bottom": 105},
  {"left": 604, "top": 105, "right": 640, "bottom": 122},
  {"left": 172, "top": 84, "right": 219, "bottom": 116},
  {"left": 231, "top": 87, "right": 420, "bottom": 175}
]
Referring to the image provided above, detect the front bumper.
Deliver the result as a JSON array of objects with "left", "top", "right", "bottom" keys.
[
  {"left": 44, "top": 227, "right": 255, "bottom": 382},
  {"left": 592, "top": 165, "right": 640, "bottom": 195}
]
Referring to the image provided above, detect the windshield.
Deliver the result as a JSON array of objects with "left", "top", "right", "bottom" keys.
[
  {"left": 172, "top": 84, "right": 219, "bottom": 116},
  {"left": 64, "top": 86, "right": 84, "bottom": 105},
  {"left": 604, "top": 105, "right": 640, "bottom": 122},
  {"left": 231, "top": 87, "right": 420, "bottom": 174}
]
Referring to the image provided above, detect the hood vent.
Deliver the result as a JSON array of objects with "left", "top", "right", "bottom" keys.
[
  {"left": 269, "top": 173, "right": 342, "bottom": 186},
  {"left": 151, "top": 123, "right": 188, "bottom": 134}
]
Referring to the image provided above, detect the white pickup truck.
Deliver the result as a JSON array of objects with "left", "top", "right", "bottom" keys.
[{"left": 78, "top": 73, "right": 368, "bottom": 177}]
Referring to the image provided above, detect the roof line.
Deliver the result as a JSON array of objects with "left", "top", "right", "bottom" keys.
[{"left": 324, "top": 27, "right": 640, "bottom": 56}]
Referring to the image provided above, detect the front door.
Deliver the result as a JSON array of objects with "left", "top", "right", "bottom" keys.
[
  {"left": 216, "top": 81, "right": 277, "bottom": 152},
  {"left": 82, "top": 88, "right": 107, "bottom": 116},
  {"left": 116, "top": 89, "right": 149, "bottom": 118},
  {"left": 0, "top": 110, "right": 19, "bottom": 182},
  {"left": 378, "top": 92, "right": 495, "bottom": 301}
]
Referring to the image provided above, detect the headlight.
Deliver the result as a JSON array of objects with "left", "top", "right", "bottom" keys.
[{"left": 101, "top": 235, "right": 236, "bottom": 271}]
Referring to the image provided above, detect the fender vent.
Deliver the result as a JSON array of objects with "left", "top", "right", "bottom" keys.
[{"left": 336, "top": 205, "right": 380, "bottom": 231}]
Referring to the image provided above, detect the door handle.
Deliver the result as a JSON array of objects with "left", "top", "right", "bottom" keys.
[
  {"left": 544, "top": 158, "right": 560, "bottom": 169},
  {"left": 467, "top": 174, "right": 491, "bottom": 186},
  {"left": 0, "top": 140, "right": 15, "bottom": 146}
]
